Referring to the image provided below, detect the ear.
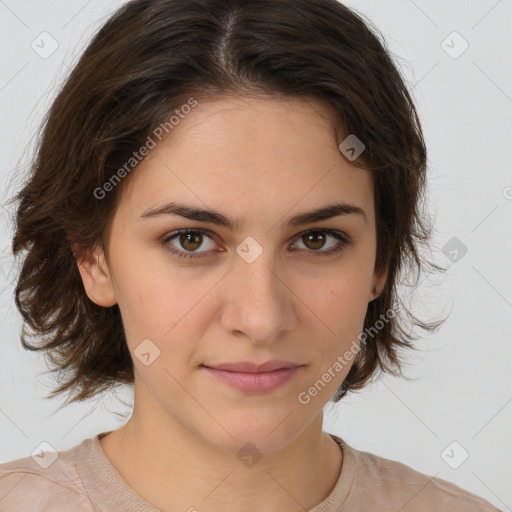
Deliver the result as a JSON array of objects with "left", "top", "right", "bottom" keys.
[
  {"left": 369, "top": 266, "right": 388, "bottom": 302},
  {"left": 72, "top": 243, "right": 117, "bottom": 307}
]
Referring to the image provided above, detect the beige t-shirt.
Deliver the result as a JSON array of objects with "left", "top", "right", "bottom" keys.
[{"left": 0, "top": 431, "right": 500, "bottom": 511}]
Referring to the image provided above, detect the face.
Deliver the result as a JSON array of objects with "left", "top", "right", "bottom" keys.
[{"left": 78, "top": 95, "right": 386, "bottom": 454}]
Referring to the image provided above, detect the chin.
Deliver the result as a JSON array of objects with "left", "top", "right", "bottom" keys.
[{"left": 196, "top": 408, "right": 307, "bottom": 455}]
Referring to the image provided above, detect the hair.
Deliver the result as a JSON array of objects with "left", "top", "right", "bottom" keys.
[{"left": 10, "top": 0, "right": 445, "bottom": 407}]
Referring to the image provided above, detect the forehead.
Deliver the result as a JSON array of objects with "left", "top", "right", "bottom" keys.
[{"left": 117, "top": 95, "right": 374, "bottom": 225}]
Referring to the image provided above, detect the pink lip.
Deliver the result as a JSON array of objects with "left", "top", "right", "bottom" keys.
[
  {"left": 205, "top": 360, "right": 301, "bottom": 373},
  {"left": 201, "top": 361, "right": 304, "bottom": 393}
]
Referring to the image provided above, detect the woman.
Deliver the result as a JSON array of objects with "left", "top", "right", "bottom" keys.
[{"left": 0, "top": 0, "right": 500, "bottom": 510}]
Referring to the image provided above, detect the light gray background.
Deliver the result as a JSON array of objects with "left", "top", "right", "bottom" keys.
[{"left": 0, "top": 1, "right": 510, "bottom": 510}]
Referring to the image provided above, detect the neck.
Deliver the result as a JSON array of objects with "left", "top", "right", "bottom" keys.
[{"left": 100, "top": 405, "right": 342, "bottom": 511}]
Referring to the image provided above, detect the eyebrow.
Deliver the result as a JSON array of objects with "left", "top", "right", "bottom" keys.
[{"left": 140, "top": 201, "right": 367, "bottom": 230}]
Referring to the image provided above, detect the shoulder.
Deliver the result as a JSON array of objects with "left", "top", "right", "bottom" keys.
[
  {"left": 0, "top": 443, "right": 94, "bottom": 512},
  {"left": 333, "top": 436, "right": 501, "bottom": 511}
]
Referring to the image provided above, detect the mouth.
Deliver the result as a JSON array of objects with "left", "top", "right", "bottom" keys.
[
  {"left": 203, "top": 360, "right": 302, "bottom": 373},
  {"left": 200, "top": 360, "right": 304, "bottom": 393}
]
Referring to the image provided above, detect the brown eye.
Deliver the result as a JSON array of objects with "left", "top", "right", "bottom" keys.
[
  {"left": 302, "top": 232, "right": 328, "bottom": 250},
  {"left": 162, "top": 229, "right": 217, "bottom": 259},
  {"left": 162, "top": 228, "right": 350, "bottom": 261},
  {"left": 293, "top": 229, "right": 348, "bottom": 255},
  {"left": 179, "top": 232, "right": 203, "bottom": 251}
]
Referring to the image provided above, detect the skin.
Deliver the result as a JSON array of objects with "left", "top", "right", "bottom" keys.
[{"left": 76, "top": 95, "right": 387, "bottom": 512}]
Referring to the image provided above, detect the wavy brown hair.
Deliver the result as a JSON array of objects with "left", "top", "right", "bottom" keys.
[{"left": 10, "top": 0, "right": 445, "bottom": 407}]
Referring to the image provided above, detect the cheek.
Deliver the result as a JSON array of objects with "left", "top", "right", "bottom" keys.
[
  {"left": 114, "top": 270, "right": 169, "bottom": 333},
  {"left": 111, "top": 237, "right": 177, "bottom": 317},
  {"left": 113, "top": 257, "right": 219, "bottom": 359},
  {"left": 316, "top": 272, "right": 371, "bottom": 324},
  {"left": 303, "top": 272, "right": 371, "bottom": 365}
]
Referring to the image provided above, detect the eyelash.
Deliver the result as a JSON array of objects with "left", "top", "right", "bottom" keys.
[{"left": 161, "top": 228, "right": 351, "bottom": 260}]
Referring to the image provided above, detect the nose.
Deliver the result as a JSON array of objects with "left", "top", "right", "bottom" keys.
[{"left": 219, "top": 250, "right": 297, "bottom": 346}]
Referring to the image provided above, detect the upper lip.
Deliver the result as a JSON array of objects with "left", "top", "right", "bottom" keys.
[{"left": 203, "top": 360, "right": 303, "bottom": 373}]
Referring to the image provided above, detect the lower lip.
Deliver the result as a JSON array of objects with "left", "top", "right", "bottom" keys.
[{"left": 202, "top": 366, "right": 302, "bottom": 393}]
